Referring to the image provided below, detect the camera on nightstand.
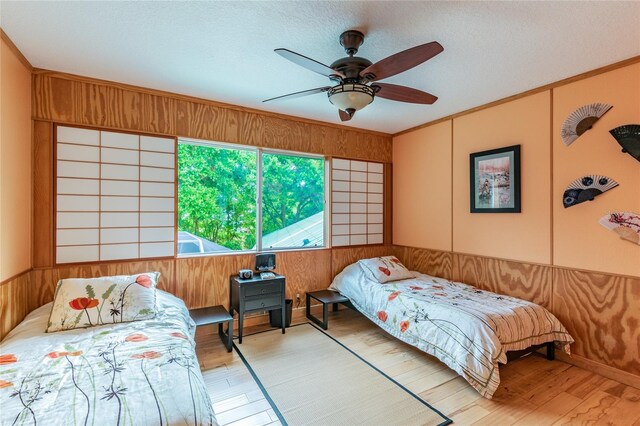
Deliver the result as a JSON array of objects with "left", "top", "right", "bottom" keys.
[{"left": 238, "top": 269, "right": 253, "bottom": 280}]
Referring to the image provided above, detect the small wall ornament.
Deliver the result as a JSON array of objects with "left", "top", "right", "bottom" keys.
[
  {"left": 609, "top": 124, "right": 640, "bottom": 162},
  {"left": 562, "top": 175, "right": 619, "bottom": 208},
  {"left": 561, "top": 103, "right": 613, "bottom": 146},
  {"left": 598, "top": 212, "right": 640, "bottom": 245}
]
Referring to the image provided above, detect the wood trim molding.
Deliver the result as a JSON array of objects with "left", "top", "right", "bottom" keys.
[
  {"left": 556, "top": 352, "right": 640, "bottom": 390},
  {"left": 1, "top": 28, "right": 33, "bottom": 71},
  {"left": 0, "top": 268, "right": 32, "bottom": 287},
  {"left": 393, "top": 55, "right": 640, "bottom": 137},
  {"left": 32, "top": 68, "right": 391, "bottom": 138},
  {"left": 32, "top": 121, "right": 54, "bottom": 267}
]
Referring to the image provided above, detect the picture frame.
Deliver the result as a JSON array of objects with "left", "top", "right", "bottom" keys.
[{"left": 470, "top": 144, "right": 521, "bottom": 213}]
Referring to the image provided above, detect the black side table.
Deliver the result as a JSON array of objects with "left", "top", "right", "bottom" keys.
[
  {"left": 306, "top": 290, "right": 350, "bottom": 330},
  {"left": 189, "top": 305, "right": 233, "bottom": 352},
  {"left": 229, "top": 273, "right": 286, "bottom": 343}
]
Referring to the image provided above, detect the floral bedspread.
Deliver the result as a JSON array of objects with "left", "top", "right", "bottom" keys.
[
  {"left": 0, "top": 291, "right": 216, "bottom": 425},
  {"left": 329, "top": 264, "right": 574, "bottom": 398}
]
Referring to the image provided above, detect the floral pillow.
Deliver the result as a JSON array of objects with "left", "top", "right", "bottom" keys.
[
  {"left": 46, "top": 272, "right": 159, "bottom": 332},
  {"left": 358, "top": 256, "right": 416, "bottom": 284}
]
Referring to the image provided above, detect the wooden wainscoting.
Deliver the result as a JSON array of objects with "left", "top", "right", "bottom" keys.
[
  {"left": 552, "top": 268, "right": 640, "bottom": 377},
  {"left": 0, "top": 271, "right": 35, "bottom": 340},
  {"left": 393, "top": 245, "right": 640, "bottom": 387},
  {"left": 331, "top": 245, "right": 394, "bottom": 277},
  {"left": 174, "top": 249, "right": 333, "bottom": 309},
  {"left": 393, "top": 245, "right": 454, "bottom": 280},
  {"left": 15, "top": 246, "right": 389, "bottom": 340},
  {"left": 30, "top": 252, "right": 330, "bottom": 311},
  {"left": 395, "top": 245, "right": 552, "bottom": 309},
  {"left": 452, "top": 253, "right": 553, "bottom": 308},
  {"left": 30, "top": 258, "right": 177, "bottom": 309}
]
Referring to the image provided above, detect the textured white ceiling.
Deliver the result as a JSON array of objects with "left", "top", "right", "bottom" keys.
[{"left": 2, "top": 1, "right": 639, "bottom": 134}]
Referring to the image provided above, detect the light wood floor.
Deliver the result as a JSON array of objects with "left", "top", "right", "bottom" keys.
[{"left": 195, "top": 307, "right": 640, "bottom": 426}]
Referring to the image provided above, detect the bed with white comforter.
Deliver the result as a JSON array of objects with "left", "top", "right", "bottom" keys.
[
  {"left": 329, "top": 263, "right": 574, "bottom": 398},
  {"left": 0, "top": 291, "right": 216, "bottom": 425}
]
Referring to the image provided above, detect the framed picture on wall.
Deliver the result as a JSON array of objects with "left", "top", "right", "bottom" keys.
[{"left": 470, "top": 144, "right": 521, "bottom": 213}]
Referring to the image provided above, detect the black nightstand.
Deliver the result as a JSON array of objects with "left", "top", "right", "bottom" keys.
[{"left": 229, "top": 273, "right": 286, "bottom": 343}]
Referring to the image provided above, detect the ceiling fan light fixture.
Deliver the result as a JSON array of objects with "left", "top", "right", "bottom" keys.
[{"left": 327, "top": 83, "right": 375, "bottom": 112}]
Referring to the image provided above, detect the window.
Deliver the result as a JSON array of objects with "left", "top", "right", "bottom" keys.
[
  {"left": 178, "top": 143, "right": 257, "bottom": 254},
  {"left": 261, "top": 153, "right": 325, "bottom": 249},
  {"left": 177, "top": 140, "right": 326, "bottom": 255}
]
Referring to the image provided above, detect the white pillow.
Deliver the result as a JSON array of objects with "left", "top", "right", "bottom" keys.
[
  {"left": 358, "top": 256, "right": 415, "bottom": 283},
  {"left": 46, "top": 272, "right": 159, "bottom": 332}
]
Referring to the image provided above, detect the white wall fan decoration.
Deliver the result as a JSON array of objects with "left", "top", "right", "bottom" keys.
[{"left": 560, "top": 103, "right": 613, "bottom": 146}]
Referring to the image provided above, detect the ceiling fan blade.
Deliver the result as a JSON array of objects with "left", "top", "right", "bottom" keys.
[
  {"left": 360, "top": 41, "right": 443, "bottom": 81},
  {"left": 374, "top": 83, "right": 438, "bottom": 104},
  {"left": 339, "top": 109, "right": 353, "bottom": 122},
  {"left": 275, "top": 48, "right": 345, "bottom": 79},
  {"left": 263, "top": 86, "right": 331, "bottom": 103}
]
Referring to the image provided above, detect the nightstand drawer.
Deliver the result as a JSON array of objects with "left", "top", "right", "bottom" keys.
[
  {"left": 244, "top": 295, "right": 282, "bottom": 311},
  {"left": 244, "top": 282, "right": 282, "bottom": 297}
]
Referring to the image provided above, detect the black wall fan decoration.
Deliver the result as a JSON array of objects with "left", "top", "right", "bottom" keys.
[
  {"left": 263, "top": 30, "right": 443, "bottom": 122},
  {"left": 563, "top": 175, "right": 619, "bottom": 208},
  {"left": 609, "top": 124, "right": 640, "bottom": 162},
  {"left": 560, "top": 103, "right": 613, "bottom": 146}
]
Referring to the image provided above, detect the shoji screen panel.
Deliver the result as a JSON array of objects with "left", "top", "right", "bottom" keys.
[
  {"left": 55, "top": 126, "right": 175, "bottom": 264},
  {"left": 331, "top": 158, "right": 384, "bottom": 246}
]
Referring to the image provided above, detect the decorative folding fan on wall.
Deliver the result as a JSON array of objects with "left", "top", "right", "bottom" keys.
[
  {"left": 609, "top": 124, "right": 640, "bottom": 162},
  {"left": 563, "top": 175, "right": 618, "bottom": 208},
  {"left": 598, "top": 212, "right": 640, "bottom": 245},
  {"left": 560, "top": 103, "right": 613, "bottom": 146}
]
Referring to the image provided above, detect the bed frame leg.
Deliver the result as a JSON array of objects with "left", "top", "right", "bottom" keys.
[{"left": 546, "top": 342, "right": 555, "bottom": 361}]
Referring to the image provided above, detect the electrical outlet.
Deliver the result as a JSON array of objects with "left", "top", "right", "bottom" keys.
[{"left": 296, "top": 293, "right": 301, "bottom": 302}]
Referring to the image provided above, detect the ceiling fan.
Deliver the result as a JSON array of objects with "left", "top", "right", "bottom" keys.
[{"left": 263, "top": 30, "right": 443, "bottom": 122}]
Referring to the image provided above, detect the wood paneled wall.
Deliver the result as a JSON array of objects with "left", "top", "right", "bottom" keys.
[
  {"left": 28, "top": 249, "right": 339, "bottom": 311},
  {"left": 393, "top": 245, "right": 453, "bottom": 280},
  {"left": 552, "top": 268, "right": 640, "bottom": 376},
  {"left": 30, "top": 70, "right": 393, "bottom": 271},
  {"left": 331, "top": 246, "right": 394, "bottom": 277},
  {"left": 32, "top": 120, "right": 54, "bottom": 268},
  {"left": 1, "top": 68, "right": 394, "bottom": 340},
  {"left": 394, "top": 245, "right": 640, "bottom": 380},
  {"left": 452, "top": 253, "right": 552, "bottom": 309},
  {"left": 32, "top": 70, "right": 392, "bottom": 163}
]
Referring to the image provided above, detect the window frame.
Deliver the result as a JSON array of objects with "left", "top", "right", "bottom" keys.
[{"left": 177, "top": 138, "right": 329, "bottom": 257}]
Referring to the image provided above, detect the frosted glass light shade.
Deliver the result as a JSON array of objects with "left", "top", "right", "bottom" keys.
[{"left": 328, "top": 84, "right": 374, "bottom": 111}]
